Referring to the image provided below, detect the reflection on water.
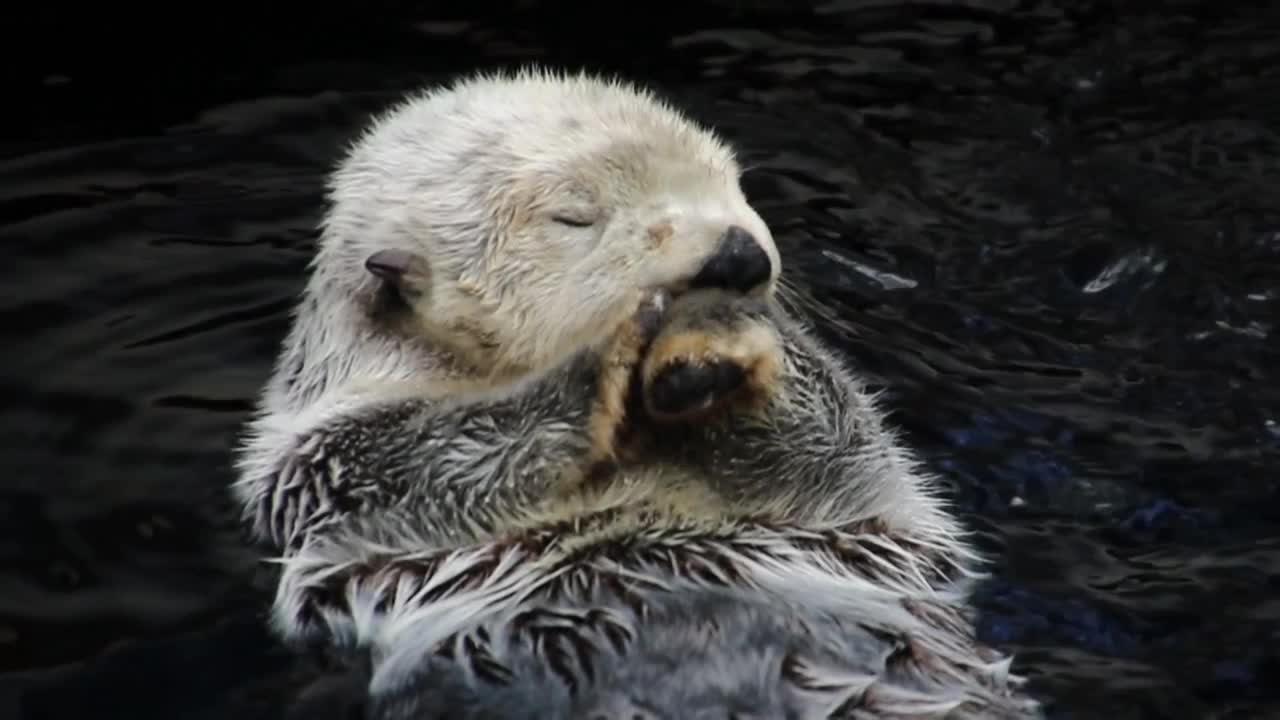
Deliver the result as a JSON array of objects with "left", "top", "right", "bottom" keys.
[{"left": 3, "top": 3, "right": 1279, "bottom": 718}]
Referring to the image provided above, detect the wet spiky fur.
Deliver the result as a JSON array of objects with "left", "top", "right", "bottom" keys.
[{"left": 233, "top": 68, "right": 1042, "bottom": 719}]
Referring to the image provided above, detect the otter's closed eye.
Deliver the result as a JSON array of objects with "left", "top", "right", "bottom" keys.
[
  {"left": 551, "top": 214, "right": 596, "bottom": 228},
  {"left": 545, "top": 207, "right": 593, "bottom": 226}
]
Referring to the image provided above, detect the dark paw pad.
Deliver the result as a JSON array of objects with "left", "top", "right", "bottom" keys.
[{"left": 646, "top": 358, "right": 747, "bottom": 420}]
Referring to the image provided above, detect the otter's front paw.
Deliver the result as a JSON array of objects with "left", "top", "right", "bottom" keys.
[
  {"left": 641, "top": 291, "right": 782, "bottom": 423},
  {"left": 587, "top": 290, "right": 672, "bottom": 461}
]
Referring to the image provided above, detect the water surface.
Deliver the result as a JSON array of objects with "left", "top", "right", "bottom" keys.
[{"left": 3, "top": 3, "right": 1279, "bottom": 718}]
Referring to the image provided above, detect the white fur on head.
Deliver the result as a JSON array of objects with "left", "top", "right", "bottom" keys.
[{"left": 320, "top": 66, "right": 779, "bottom": 376}]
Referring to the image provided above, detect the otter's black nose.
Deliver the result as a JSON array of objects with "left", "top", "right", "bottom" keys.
[{"left": 690, "top": 225, "right": 772, "bottom": 293}]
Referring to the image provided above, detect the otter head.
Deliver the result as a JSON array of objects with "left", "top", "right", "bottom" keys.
[{"left": 321, "top": 69, "right": 780, "bottom": 377}]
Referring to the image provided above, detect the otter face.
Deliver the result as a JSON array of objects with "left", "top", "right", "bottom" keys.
[
  {"left": 472, "top": 140, "right": 779, "bottom": 374},
  {"left": 324, "top": 70, "right": 780, "bottom": 376}
]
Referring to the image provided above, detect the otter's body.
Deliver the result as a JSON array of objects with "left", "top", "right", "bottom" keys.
[{"left": 234, "top": 69, "right": 1041, "bottom": 719}]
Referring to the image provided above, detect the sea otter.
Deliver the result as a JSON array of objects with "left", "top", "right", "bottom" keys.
[{"left": 233, "top": 68, "right": 1041, "bottom": 719}]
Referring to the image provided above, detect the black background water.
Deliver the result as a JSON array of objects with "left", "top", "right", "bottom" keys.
[{"left": 2, "top": 2, "right": 1279, "bottom": 718}]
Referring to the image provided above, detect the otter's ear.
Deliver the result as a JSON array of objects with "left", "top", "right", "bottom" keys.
[{"left": 365, "top": 249, "right": 431, "bottom": 300}]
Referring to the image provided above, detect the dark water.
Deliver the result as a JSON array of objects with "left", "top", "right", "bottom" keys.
[{"left": 3, "top": 2, "right": 1280, "bottom": 718}]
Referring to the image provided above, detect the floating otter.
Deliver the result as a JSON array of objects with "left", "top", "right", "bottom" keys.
[{"left": 233, "top": 68, "right": 1042, "bottom": 719}]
